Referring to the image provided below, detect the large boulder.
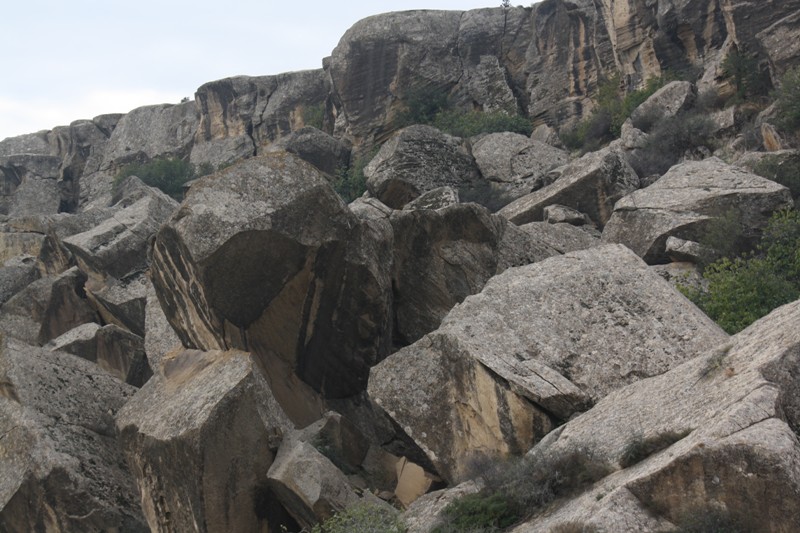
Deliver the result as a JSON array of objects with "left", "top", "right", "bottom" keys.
[
  {"left": 144, "top": 281, "right": 182, "bottom": 372},
  {"left": 63, "top": 177, "right": 177, "bottom": 282},
  {"left": 509, "top": 298, "right": 800, "bottom": 532},
  {"left": 263, "top": 126, "right": 351, "bottom": 179},
  {"left": 117, "top": 349, "right": 293, "bottom": 533},
  {"left": 499, "top": 149, "right": 640, "bottom": 228},
  {"left": 150, "top": 153, "right": 393, "bottom": 415},
  {"left": 390, "top": 203, "right": 560, "bottom": 344},
  {"left": 0, "top": 336, "right": 146, "bottom": 532},
  {"left": 629, "top": 80, "right": 696, "bottom": 128},
  {"left": 369, "top": 245, "right": 727, "bottom": 482},
  {"left": 364, "top": 125, "right": 483, "bottom": 209},
  {"left": 0, "top": 255, "right": 40, "bottom": 306},
  {"left": 602, "top": 157, "right": 794, "bottom": 263},
  {"left": 0, "top": 132, "right": 62, "bottom": 216}
]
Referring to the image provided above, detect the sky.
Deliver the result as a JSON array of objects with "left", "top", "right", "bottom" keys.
[{"left": 1, "top": 0, "right": 504, "bottom": 141}]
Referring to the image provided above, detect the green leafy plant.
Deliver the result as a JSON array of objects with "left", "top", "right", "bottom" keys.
[
  {"left": 433, "top": 493, "right": 516, "bottom": 532},
  {"left": 753, "top": 153, "right": 800, "bottom": 199},
  {"left": 775, "top": 66, "right": 800, "bottom": 134},
  {"left": 620, "top": 430, "right": 691, "bottom": 468},
  {"left": 334, "top": 147, "right": 378, "bottom": 202},
  {"left": 114, "top": 157, "right": 214, "bottom": 200},
  {"left": 628, "top": 110, "right": 715, "bottom": 177},
  {"left": 722, "top": 48, "right": 771, "bottom": 102},
  {"left": 302, "top": 103, "right": 326, "bottom": 130},
  {"left": 310, "top": 503, "right": 405, "bottom": 533}
]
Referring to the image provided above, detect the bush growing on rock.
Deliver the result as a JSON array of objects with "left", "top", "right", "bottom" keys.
[
  {"left": 114, "top": 157, "right": 213, "bottom": 199},
  {"left": 628, "top": 111, "right": 715, "bottom": 177},
  {"left": 310, "top": 503, "right": 406, "bottom": 533},
  {"left": 776, "top": 66, "right": 800, "bottom": 135},
  {"left": 753, "top": 153, "right": 800, "bottom": 199}
]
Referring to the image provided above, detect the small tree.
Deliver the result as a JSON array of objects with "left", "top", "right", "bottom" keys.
[
  {"left": 775, "top": 66, "right": 800, "bottom": 133},
  {"left": 501, "top": 0, "right": 511, "bottom": 8}
]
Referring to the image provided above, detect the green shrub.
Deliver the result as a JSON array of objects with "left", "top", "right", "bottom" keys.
[
  {"left": 334, "top": 147, "right": 378, "bottom": 202},
  {"left": 776, "top": 66, "right": 800, "bottom": 133},
  {"left": 619, "top": 430, "right": 690, "bottom": 468},
  {"left": 722, "top": 48, "right": 771, "bottom": 102},
  {"left": 114, "top": 157, "right": 214, "bottom": 199},
  {"left": 697, "top": 209, "right": 745, "bottom": 265},
  {"left": 302, "top": 103, "right": 326, "bottom": 130},
  {"left": 433, "top": 493, "right": 516, "bottom": 532},
  {"left": 668, "top": 506, "right": 752, "bottom": 533},
  {"left": 310, "top": 503, "right": 405, "bottom": 533},
  {"left": 396, "top": 85, "right": 450, "bottom": 127},
  {"left": 628, "top": 111, "right": 715, "bottom": 177},
  {"left": 753, "top": 153, "right": 800, "bottom": 199}
]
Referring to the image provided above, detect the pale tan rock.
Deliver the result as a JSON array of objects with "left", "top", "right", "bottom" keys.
[{"left": 395, "top": 458, "right": 439, "bottom": 508}]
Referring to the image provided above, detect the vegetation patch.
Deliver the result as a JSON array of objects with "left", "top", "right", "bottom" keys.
[
  {"left": 753, "top": 153, "right": 800, "bottom": 200},
  {"left": 620, "top": 430, "right": 691, "bottom": 468},
  {"left": 302, "top": 103, "right": 326, "bottom": 130},
  {"left": 310, "top": 503, "right": 406, "bottom": 533},
  {"left": 114, "top": 158, "right": 214, "bottom": 200},
  {"left": 334, "top": 147, "right": 378, "bottom": 202},
  {"left": 666, "top": 505, "right": 753, "bottom": 533}
]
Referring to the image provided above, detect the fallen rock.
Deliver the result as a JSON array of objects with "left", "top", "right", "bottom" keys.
[
  {"left": 499, "top": 149, "right": 640, "bottom": 228},
  {"left": 542, "top": 204, "right": 591, "bottom": 226},
  {"left": 0, "top": 255, "right": 40, "bottom": 306},
  {"left": 509, "top": 298, "right": 800, "bottom": 532},
  {"left": 46, "top": 322, "right": 151, "bottom": 387},
  {"left": 629, "top": 81, "right": 696, "bottom": 129},
  {"left": 150, "top": 153, "right": 392, "bottom": 412},
  {"left": 517, "top": 222, "right": 601, "bottom": 254},
  {"left": 390, "top": 203, "right": 560, "bottom": 344},
  {"left": 0, "top": 267, "right": 97, "bottom": 346},
  {"left": 349, "top": 197, "right": 394, "bottom": 220},
  {"left": 369, "top": 245, "right": 727, "bottom": 482},
  {"left": 264, "top": 126, "right": 350, "bottom": 178},
  {"left": 86, "top": 273, "right": 148, "bottom": 337},
  {"left": 144, "top": 280, "right": 182, "bottom": 372},
  {"left": 364, "top": 125, "right": 482, "bottom": 209},
  {"left": 402, "top": 481, "right": 481, "bottom": 533},
  {"left": 0, "top": 336, "right": 146, "bottom": 532},
  {"left": 117, "top": 349, "right": 293, "bottom": 533},
  {"left": 403, "top": 187, "right": 460, "bottom": 211},
  {"left": 63, "top": 177, "right": 177, "bottom": 282},
  {"left": 602, "top": 157, "right": 794, "bottom": 263}
]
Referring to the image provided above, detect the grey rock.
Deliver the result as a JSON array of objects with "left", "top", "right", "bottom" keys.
[
  {"left": 602, "top": 157, "right": 794, "bottom": 263},
  {"left": 403, "top": 187, "right": 460, "bottom": 211},
  {"left": 542, "top": 204, "right": 591, "bottom": 226},
  {"left": 117, "top": 349, "right": 293, "bottom": 533},
  {"left": 517, "top": 221, "right": 601, "bottom": 254},
  {"left": 0, "top": 336, "right": 146, "bottom": 532},
  {"left": 144, "top": 280, "right": 181, "bottom": 372},
  {"left": 0, "top": 232, "right": 46, "bottom": 264},
  {"left": 0, "top": 267, "right": 97, "bottom": 346},
  {"left": 63, "top": 178, "right": 177, "bottom": 282},
  {"left": 264, "top": 127, "right": 350, "bottom": 178},
  {"left": 530, "top": 124, "right": 563, "bottom": 147},
  {"left": 665, "top": 236, "right": 709, "bottom": 263},
  {"left": 364, "top": 125, "right": 482, "bottom": 209},
  {"left": 369, "top": 245, "right": 727, "bottom": 482},
  {"left": 101, "top": 102, "right": 198, "bottom": 170},
  {"left": 499, "top": 149, "right": 640, "bottom": 228},
  {"left": 402, "top": 481, "right": 481, "bottom": 533},
  {"left": 629, "top": 81, "right": 696, "bottom": 128},
  {"left": 86, "top": 274, "right": 148, "bottom": 337},
  {"left": 511, "top": 298, "right": 800, "bottom": 532},
  {"left": 150, "top": 153, "right": 393, "bottom": 410},
  {"left": 650, "top": 262, "right": 705, "bottom": 293},
  {"left": 0, "top": 255, "right": 40, "bottom": 306},
  {"left": 390, "top": 203, "right": 560, "bottom": 344},
  {"left": 349, "top": 196, "right": 394, "bottom": 220}
]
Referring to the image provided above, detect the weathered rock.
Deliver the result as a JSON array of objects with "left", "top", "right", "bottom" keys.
[
  {"left": 510, "top": 298, "right": 800, "bottom": 532},
  {"left": 471, "top": 132, "right": 569, "bottom": 201},
  {"left": 264, "top": 127, "right": 350, "bottom": 178},
  {"left": 348, "top": 196, "right": 394, "bottom": 220},
  {"left": 46, "top": 322, "right": 151, "bottom": 387},
  {"left": 630, "top": 80, "right": 696, "bottom": 128},
  {"left": 0, "top": 255, "right": 40, "bottom": 305},
  {"left": 390, "top": 203, "right": 561, "bottom": 344},
  {"left": 530, "top": 124, "right": 563, "bottom": 147},
  {"left": 191, "top": 71, "right": 330, "bottom": 168},
  {"left": 0, "top": 336, "right": 146, "bottom": 532},
  {"left": 761, "top": 122, "right": 785, "bottom": 151},
  {"left": 517, "top": 221, "right": 602, "bottom": 254},
  {"left": 602, "top": 157, "right": 794, "bottom": 263},
  {"left": 101, "top": 102, "right": 198, "bottom": 170},
  {"left": 0, "top": 132, "right": 63, "bottom": 217},
  {"left": 0, "top": 267, "right": 97, "bottom": 346},
  {"left": 0, "top": 232, "right": 46, "bottom": 264},
  {"left": 86, "top": 273, "right": 148, "bottom": 337},
  {"left": 117, "top": 349, "right": 293, "bottom": 533},
  {"left": 542, "top": 204, "right": 592, "bottom": 226},
  {"left": 150, "top": 153, "right": 392, "bottom": 414},
  {"left": 63, "top": 177, "right": 177, "bottom": 282},
  {"left": 651, "top": 261, "right": 705, "bottom": 293},
  {"left": 364, "top": 125, "right": 482, "bottom": 209},
  {"left": 499, "top": 149, "right": 640, "bottom": 228},
  {"left": 369, "top": 245, "right": 727, "bottom": 482},
  {"left": 403, "top": 187, "right": 460, "bottom": 211},
  {"left": 665, "top": 236, "right": 708, "bottom": 263},
  {"left": 402, "top": 481, "right": 481, "bottom": 533},
  {"left": 144, "top": 280, "right": 181, "bottom": 372}
]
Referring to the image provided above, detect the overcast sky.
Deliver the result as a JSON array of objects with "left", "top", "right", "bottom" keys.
[{"left": 1, "top": 0, "right": 507, "bottom": 141}]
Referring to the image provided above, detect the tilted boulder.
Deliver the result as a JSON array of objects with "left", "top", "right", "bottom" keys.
[
  {"left": 263, "top": 126, "right": 351, "bottom": 179},
  {"left": 63, "top": 177, "right": 177, "bottom": 282},
  {"left": 499, "top": 149, "right": 640, "bottom": 228},
  {"left": 369, "top": 245, "right": 727, "bottom": 482},
  {"left": 144, "top": 281, "right": 181, "bottom": 372},
  {"left": 117, "top": 349, "right": 293, "bottom": 533},
  {"left": 85, "top": 273, "right": 149, "bottom": 337},
  {"left": 511, "top": 298, "right": 800, "bottom": 531},
  {"left": 403, "top": 187, "right": 460, "bottom": 211},
  {"left": 364, "top": 125, "right": 483, "bottom": 209},
  {"left": 390, "top": 203, "right": 561, "bottom": 344},
  {"left": 46, "top": 322, "right": 151, "bottom": 387},
  {"left": 629, "top": 80, "right": 696, "bottom": 128},
  {"left": 0, "top": 336, "right": 146, "bottom": 532},
  {"left": 0, "top": 255, "right": 40, "bottom": 306},
  {"left": 602, "top": 157, "right": 794, "bottom": 263},
  {"left": 517, "top": 221, "right": 601, "bottom": 254},
  {"left": 150, "top": 153, "right": 393, "bottom": 410},
  {"left": 0, "top": 267, "right": 97, "bottom": 346}
]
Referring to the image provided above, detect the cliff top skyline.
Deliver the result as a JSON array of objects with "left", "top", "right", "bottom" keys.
[{"left": 1, "top": 0, "right": 497, "bottom": 141}]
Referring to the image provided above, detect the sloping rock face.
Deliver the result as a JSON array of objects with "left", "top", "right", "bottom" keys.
[
  {"left": 364, "top": 125, "right": 483, "bottom": 209},
  {"left": 369, "top": 245, "right": 727, "bottom": 482},
  {"left": 191, "top": 70, "right": 330, "bottom": 167},
  {"left": 117, "top": 349, "right": 293, "bottom": 533},
  {"left": 602, "top": 157, "right": 794, "bottom": 263},
  {"left": 264, "top": 126, "right": 351, "bottom": 179},
  {"left": 150, "top": 152, "right": 392, "bottom": 408},
  {"left": 511, "top": 298, "right": 800, "bottom": 532},
  {"left": 499, "top": 149, "right": 640, "bottom": 227},
  {"left": 390, "top": 203, "right": 561, "bottom": 344},
  {"left": 0, "top": 336, "right": 146, "bottom": 532}
]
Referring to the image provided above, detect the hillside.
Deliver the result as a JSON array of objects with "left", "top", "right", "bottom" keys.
[{"left": 2, "top": 1, "right": 800, "bottom": 532}]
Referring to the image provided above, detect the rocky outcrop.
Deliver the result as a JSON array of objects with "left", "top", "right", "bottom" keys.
[
  {"left": 602, "top": 157, "right": 794, "bottom": 263},
  {"left": 499, "top": 149, "right": 640, "bottom": 227},
  {"left": 0, "top": 336, "right": 146, "bottom": 532},
  {"left": 629, "top": 80, "right": 696, "bottom": 127},
  {"left": 390, "top": 203, "right": 560, "bottom": 344},
  {"left": 263, "top": 126, "right": 351, "bottom": 179},
  {"left": 117, "top": 349, "right": 293, "bottom": 532},
  {"left": 191, "top": 70, "right": 330, "bottom": 168},
  {"left": 369, "top": 245, "right": 727, "bottom": 482},
  {"left": 364, "top": 125, "right": 483, "bottom": 209},
  {"left": 508, "top": 298, "right": 800, "bottom": 532},
  {"left": 150, "top": 153, "right": 392, "bottom": 415}
]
